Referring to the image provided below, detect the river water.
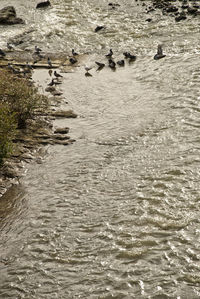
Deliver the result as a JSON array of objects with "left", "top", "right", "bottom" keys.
[{"left": 1, "top": 0, "right": 200, "bottom": 298}]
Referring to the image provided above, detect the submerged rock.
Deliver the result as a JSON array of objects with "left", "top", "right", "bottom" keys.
[{"left": 0, "top": 6, "right": 24, "bottom": 25}]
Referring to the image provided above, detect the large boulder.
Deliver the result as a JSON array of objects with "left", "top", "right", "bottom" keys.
[{"left": 0, "top": 6, "right": 24, "bottom": 25}]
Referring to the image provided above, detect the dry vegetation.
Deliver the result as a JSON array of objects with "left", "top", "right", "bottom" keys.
[{"left": 0, "top": 69, "right": 48, "bottom": 165}]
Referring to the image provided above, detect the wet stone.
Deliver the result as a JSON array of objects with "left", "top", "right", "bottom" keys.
[
  {"left": 54, "top": 127, "right": 69, "bottom": 134},
  {"left": 50, "top": 110, "right": 77, "bottom": 118},
  {"left": 0, "top": 6, "right": 24, "bottom": 25}
]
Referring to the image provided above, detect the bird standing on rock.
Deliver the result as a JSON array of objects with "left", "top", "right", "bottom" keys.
[
  {"left": 47, "top": 57, "right": 52, "bottom": 68},
  {"left": 72, "top": 49, "right": 78, "bottom": 56},
  {"left": 54, "top": 70, "right": 63, "bottom": 78}
]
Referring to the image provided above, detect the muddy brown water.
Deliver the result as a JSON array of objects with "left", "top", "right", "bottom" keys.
[{"left": 1, "top": 0, "right": 200, "bottom": 298}]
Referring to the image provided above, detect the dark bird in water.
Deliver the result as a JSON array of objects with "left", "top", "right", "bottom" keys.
[
  {"left": 48, "top": 79, "right": 55, "bottom": 86},
  {"left": 95, "top": 61, "right": 105, "bottom": 68},
  {"left": 84, "top": 66, "right": 93, "bottom": 77},
  {"left": 123, "top": 52, "right": 131, "bottom": 59},
  {"left": 95, "top": 25, "right": 105, "bottom": 32},
  {"left": 69, "top": 57, "right": 77, "bottom": 64},
  {"left": 154, "top": 45, "right": 166, "bottom": 60},
  {"left": 0, "top": 49, "right": 6, "bottom": 57},
  {"left": 117, "top": 59, "right": 125, "bottom": 66},
  {"left": 128, "top": 54, "right": 136, "bottom": 61},
  {"left": 95, "top": 61, "right": 105, "bottom": 71},
  {"left": 105, "top": 49, "right": 113, "bottom": 58},
  {"left": 123, "top": 52, "right": 136, "bottom": 61},
  {"left": 85, "top": 72, "right": 92, "bottom": 77},
  {"left": 35, "top": 45, "right": 42, "bottom": 53},
  {"left": 47, "top": 57, "right": 52, "bottom": 68},
  {"left": 54, "top": 70, "right": 63, "bottom": 78},
  {"left": 7, "top": 42, "right": 14, "bottom": 50},
  {"left": 108, "top": 58, "right": 116, "bottom": 70},
  {"left": 72, "top": 49, "right": 78, "bottom": 56}
]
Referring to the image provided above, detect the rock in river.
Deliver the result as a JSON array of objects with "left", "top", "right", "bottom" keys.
[
  {"left": 0, "top": 6, "right": 24, "bottom": 25},
  {"left": 36, "top": 1, "right": 51, "bottom": 9}
]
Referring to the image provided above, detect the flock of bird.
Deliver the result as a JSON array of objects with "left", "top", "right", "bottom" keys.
[
  {"left": 85, "top": 44, "right": 165, "bottom": 76},
  {"left": 0, "top": 43, "right": 166, "bottom": 95}
]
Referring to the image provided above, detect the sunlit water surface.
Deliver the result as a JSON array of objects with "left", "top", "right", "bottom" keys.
[{"left": 1, "top": 0, "right": 200, "bottom": 298}]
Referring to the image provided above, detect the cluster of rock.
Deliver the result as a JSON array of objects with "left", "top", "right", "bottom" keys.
[
  {"left": 0, "top": 6, "right": 24, "bottom": 25},
  {"left": 0, "top": 2, "right": 51, "bottom": 26},
  {"left": 142, "top": 0, "right": 200, "bottom": 22}
]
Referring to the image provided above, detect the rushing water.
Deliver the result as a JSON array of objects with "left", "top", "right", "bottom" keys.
[{"left": 1, "top": 0, "right": 200, "bottom": 298}]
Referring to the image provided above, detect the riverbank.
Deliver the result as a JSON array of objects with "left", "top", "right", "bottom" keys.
[{"left": 0, "top": 59, "right": 78, "bottom": 198}]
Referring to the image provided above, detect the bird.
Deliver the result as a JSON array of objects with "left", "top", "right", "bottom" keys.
[
  {"left": 108, "top": 58, "right": 116, "bottom": 70},
  {"left": 85, "top": 72, "right": 92, "bottom": 77},
  {"left": 84, "top": 66, "right": 93, "bottom": 72},
  {"left": 95, "top": 61, "right": 105, "bottom": 68},
  {"left": 95, "top": 25, "right": 105, "bottom": 32},
  {"left": 69, "top": 57, "right": 77, "bottom": 64},
  {"left": 154, "top": 45, "right": 166, "bottom": 60},
  {"left": 128, "top": 54, "right": 136, "bottom": 61},
  {"left": 123, "top": 52, "right": 136, "bottom": 61},
  {"left": 47, "top": 57, "right": 52, "bottom": 68},
  {"left": 95, "top": 61, "right": 105, "bottom": 71},
  {"left": 0, "top": 49, "right": 6, "bottom": 57},
  {"left": 84, "top": 66, "right": 93, "bottom": 77},
  {"left": 106, "top": 49, "right": 113, "bottom": 58},
  {"left": 123, "top": 52, "right": 131, "bottom": 59},
  {"left": 35, "top": 45, "right": 42, "bottom": 53},
  {"left": 48, "top": 69, "right": 53, "bottom": 76},
  {"left": 7, "top": 42, "right": 14, "bottom": 50},
  {"left": 117, "top": 59, "right": 125, "bottom": 66},
  {"left": 54, "top": 70, "right": 63, "bottom": 78},
  {"left": 48, "top": 79, "right": 55, "bottom": 86},
  {"left": 72, "top": 49, "right": 78, "bottom": 56}
]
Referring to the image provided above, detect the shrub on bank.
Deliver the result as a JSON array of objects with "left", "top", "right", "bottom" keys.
[
  {"left": 0, "top": 68, "right": 48, "bottom": 165},
  {"left": 0, "top": 69, "right": 48, "bottom": 129},
  {"left": 0, "top": 104, "right": 16, "bottom": 165}
]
